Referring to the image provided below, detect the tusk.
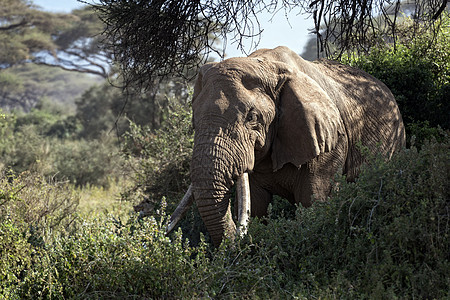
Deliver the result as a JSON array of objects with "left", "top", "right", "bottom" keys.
[
  {"left": 166, "top": 184, "right": 194, "bottom": 234},
  {"left": 236, "top": 173, "right": 251, "bottom": 236}
]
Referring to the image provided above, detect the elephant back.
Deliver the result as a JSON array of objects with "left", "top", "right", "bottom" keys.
[{"left": 315, "top": 59, "right": 406, "bottom": 180}]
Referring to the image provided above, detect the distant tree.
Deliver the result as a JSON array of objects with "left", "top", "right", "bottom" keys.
[
  {"left": 0, "top": 0, "right": 60, "bottom": 66},
  {"left": 75, "top": 75, "right": 191, "bottom": 140},
  {"left": 300, "top": 37, "right": 326, "bottom": 61},
  {"left": 36, "top": 6, "right": 112, "bottom": 78},
  {"left": 0, "top": 1, "right": 111, "bottom": 77},
  {"left": 92, "top": 0, "right": 449, "bottom": 88},
  {"left": 75, "top": 83, "right": 121, "bottom": 139},
  {"left": 0, "top": 64, "right": 102, "bottom": 112}
]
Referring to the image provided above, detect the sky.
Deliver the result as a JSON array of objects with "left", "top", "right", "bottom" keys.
[
  {"left": 32, "top": 0, "right": 314, "bottom": 59},
  {"left": 33, "top": 0, "right": 84, "bottom": 14}
]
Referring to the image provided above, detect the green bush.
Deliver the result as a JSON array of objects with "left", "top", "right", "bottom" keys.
[
  {"left": 0, "top": 218, "right": 34, "bottom": 297},
  {"left": 122, "top": 102, "right": 193, "bottom": 202},
  {"left": 3, "top": 204, "right": 281, "bottom": 298},
  {"left": 121, "top": 102, "right": 208, "bottom": 243},
  {"left": 0, "top": 172, "right": 79, "bottom": 298},
  {"left": 0, "top": 109, "right": 124, "bottom": 187},
  {"left": 0, "top": 110, "right": 51, "bottom": 173},
  {"left": 51, "top": 137, "right": 123, "bottom": 188},
  {"left": 75, "top": 84, "right": 121, "bottom": 140},
  {"left": 14, "top": 100, "right": 81, "bottom": 139},
  {"left": 246, "top": 137, "right": 449, "bottom": 298},
  {"left": 1, "top": 197, "right": 211, "bottom": 298},
  {"left": 341, "top": 14, "right": 449, "bottom": 140},
  {"left": 0, "top": 123, "right": 51, "bottom": 174},
  {"left": 17, "top": 214, "right": 206, "bottom": 298},
  {"left": 2, "top": 138, "right": 447, "bottom": 299},
  {"left": 121, "top": 103, "right": 192, "bottom": 206}
]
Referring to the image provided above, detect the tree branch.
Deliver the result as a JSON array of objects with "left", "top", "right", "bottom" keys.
[
  {"left": 0, "top": 20, "right": 28, "bottom": 31},
  {"left": 33, "top": 61, "right": 107, "bottom": 78},
  {"left": 432, "top": 0, "right": 449, "bottom": 20}
]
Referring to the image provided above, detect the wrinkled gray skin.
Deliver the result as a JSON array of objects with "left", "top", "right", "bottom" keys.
[{"left": 188, "top": 46, "right": 405, "bottom": 246}]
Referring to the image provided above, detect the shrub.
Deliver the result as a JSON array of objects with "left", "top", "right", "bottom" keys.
[
  {"left": 0, "top": 218, "right": 33, "bottom": 298},
  {"left": 408, "top": 121, "right": 448, "bottom": 147},
  {"left": 0, "top": 123, "right": 51, "bottom": 174},
  {"left": 51, "top": 137, "right": 123, "bottom": 188},
  {"left": 122, "top": 107, "right": 189, "bottom": 195},
  {"left": 1, "top": 138, "right": 447, "bottom": 298},
  {"left": 14, "top": 100, "right": 80, "bottom": 139},
  {"left": 341, "top": 14, "right": 449, "bottom": 140},
  {"left": 75, "top": 84, "right": 121, "bottom": 140},
  {"left": 0, "top": 109, "right": 125, "bottom": 187},
  {"left": 0, "top": 172, "right": 79, "bottom": 298},
  {"left": 121, "top": 102, "right": 208, "bottom": 243},
  {"left": 122, "top": 102, "right": 193, "bottom": 205},
  {"left": 246, "top": 137, "right": 450, "bottom": 298},
  {"left": 0, "top": 111, "right": 52, "bottom": 174},
  {"left": 0, "top": 171, "right": 79, "bottom": 236},
  {"left": 8, "top": 203, "right": 213, "bottom": 298},
  {"left": 5, "top": 204, "right": 283, "bottom": 298}
]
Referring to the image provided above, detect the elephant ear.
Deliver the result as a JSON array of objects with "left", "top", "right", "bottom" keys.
[{"left": 271, "top": 71, "right": 344, "bottom": 172}]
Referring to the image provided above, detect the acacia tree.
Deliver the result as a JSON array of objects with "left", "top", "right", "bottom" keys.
[
  {"left": 0, "top": 0, "right": 111, "bottom": 78},
  {"left": 92, "top": 0, "right": 449, "bottom": 88},
  {"left": 0, "top": 0, "right": 63, "bottom": 67},
  {"left": 36, "top": 6, "right": 112, "bottom": 78}
]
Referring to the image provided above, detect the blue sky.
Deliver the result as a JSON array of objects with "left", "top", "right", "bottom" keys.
[
  {"left": 33, "top": 0, "right": 84, "bottom": 13},
  {"left": 32, "top": 0, "right": 313, "bottom": 58}
]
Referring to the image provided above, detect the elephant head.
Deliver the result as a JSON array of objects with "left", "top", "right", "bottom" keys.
[{"left": 167, "top": 46, "right": 405, "bottom": 246}]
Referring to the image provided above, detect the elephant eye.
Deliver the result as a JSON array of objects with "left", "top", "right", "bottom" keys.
[{"left": 246, "top": 109, "right": 259, "bottom": 124}]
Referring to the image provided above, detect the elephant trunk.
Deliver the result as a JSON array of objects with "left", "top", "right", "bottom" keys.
[{"left": 190, "top": 131, "right": 250, "bottom": 246}]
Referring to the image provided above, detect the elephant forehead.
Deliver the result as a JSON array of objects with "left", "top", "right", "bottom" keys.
[
  {"left": 194, "top": 87, "right": 248, "bottom": 119},
  {"left": 197, "top": 76, "right": 256, "bottom": 107},
  {"left": 214, "top": 91, "right": 230, "bottom": 113},
  {"left": 193, "top": 67, "right": 276, "bottom": 125},
  {"left": 192, "top": 88, "right": 236, "bottom": 126}
]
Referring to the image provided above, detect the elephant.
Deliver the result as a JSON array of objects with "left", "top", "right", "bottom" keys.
[{"left": 167, "top": 46, "right": 406, "bottom": 246}]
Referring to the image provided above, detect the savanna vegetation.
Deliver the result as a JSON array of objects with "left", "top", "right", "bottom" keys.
[{"left": 1, "top": 0, "right": 449, "bottom": 298}]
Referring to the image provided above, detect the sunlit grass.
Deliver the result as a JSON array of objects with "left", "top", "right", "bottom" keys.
[{"left": 77, "top": 178, "right": 134, "bottom": 219}]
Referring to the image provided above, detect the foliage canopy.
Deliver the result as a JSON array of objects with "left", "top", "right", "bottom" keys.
[
  {"left": 93, "top": 0, "right": 449, "bottom": 88},
  {"left": 0, "top": 0, "right": 111, "bottom": 77}
]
